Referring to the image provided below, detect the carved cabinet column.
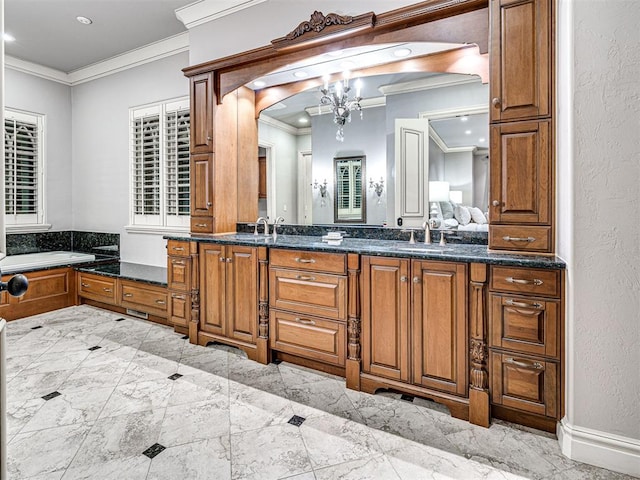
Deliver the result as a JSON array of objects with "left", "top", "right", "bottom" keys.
[
  {"left": 469, "top": 262, "right": 490, "bottom": 427},
  {"left": 256, "top": 246, "right": 269, "bottom": 364},
  {"left": 346, "top": 253, "right": 361, "bottom": 390},
  {"left": 189, "top": 241, "right": 200, "bottom": 344}
]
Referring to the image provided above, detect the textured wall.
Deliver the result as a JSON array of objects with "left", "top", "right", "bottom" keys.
[{"left": 568, "top": 0, "right": 640, "bottom": 440}]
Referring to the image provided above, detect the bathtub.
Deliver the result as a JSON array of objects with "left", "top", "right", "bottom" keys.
[{"left": 0, "top": 251, "right": 96, "bottom": 274}]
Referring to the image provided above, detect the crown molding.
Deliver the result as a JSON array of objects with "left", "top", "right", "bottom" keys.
[
  {"left": 306, "top": 96, "right": 386, "bottom": 117},
  {"left": 378, "top": 74, "right": 478, "bottom": 96},
  {"left": 259, "top": 115, "right": 304, "bottom": 136},
  {"left": 4, "top": 56, "right": 70, "bottom": 85},
  {"left": 176, "top": 0, "right": 268, "bottom": 29},
  {"left": 428, "top": 125, "right": 476, "bottom": 153},
  {"left": 5, "top": 33, "right": 189, "bottom": 86}
]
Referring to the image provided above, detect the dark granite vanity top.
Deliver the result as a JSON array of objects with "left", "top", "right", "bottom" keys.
[
  {"left": 76, "top": 262, "right": 167, "bottom": 286},
  {"left": 165, "top": 233, "right": 566, "bottom": 270}
]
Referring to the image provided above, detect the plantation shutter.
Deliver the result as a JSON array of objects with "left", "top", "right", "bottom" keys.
[
  {"left": 132, "top": 113, "right": 161, "bottom": 217},
  {"left": 165, "top": 108, "right": 190, "bottom": 218},
  {"left": 4, "top": 117, "right": 39, "bottom": 218}
]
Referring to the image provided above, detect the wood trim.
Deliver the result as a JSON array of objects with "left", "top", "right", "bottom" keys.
[
  {"left": 346, "top": 253, "right": 361, "bottom": 390},
  {"left": 469, "top": 262, "right": 490, "bottom": 427},
  {"left": 189, "top": 240, "right": 200, "bottom": 344},
  {"left": 79, "top": 299, "right": 169, "bottom": 327}
]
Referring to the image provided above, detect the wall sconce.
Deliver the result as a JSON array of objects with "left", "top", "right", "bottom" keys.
[
  {"left": 313, "top": 179, "right": 328, "bottom": 206},
  {"left": 369, "top": 177, "right": 384, "bottom": 204}
]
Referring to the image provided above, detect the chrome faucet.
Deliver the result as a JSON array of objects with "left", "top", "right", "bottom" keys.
[
  {"left": 256, "top": 217, "right": 269, "bottom": 236},
  {"left": 273, "top": 216, "right": 285, "bottom": 239},
  {"left": 422, "top": 221, "right": 432, "bottom": 245}
]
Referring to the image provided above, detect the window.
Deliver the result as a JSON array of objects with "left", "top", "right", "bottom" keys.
[
  {"left": 129, "top": 98, "right": 190, "bottom": 231},
  {"left": 334, "top": 155, "right": 365, "bottom": 223},
  {"left": 4, "top": 109, "right": 45, "bottom": 228}
]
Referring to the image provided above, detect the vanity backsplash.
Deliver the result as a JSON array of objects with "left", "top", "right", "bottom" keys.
[{"left": 6, "top": 231, "right": 120, "bottom": 256}]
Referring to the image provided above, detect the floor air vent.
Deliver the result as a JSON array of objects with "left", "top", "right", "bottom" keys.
[{"left": 126, "top": 308, "right": 148, "bottom": 320}]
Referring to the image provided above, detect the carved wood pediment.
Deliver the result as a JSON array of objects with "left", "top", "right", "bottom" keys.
[{"left": 271, "top": 10, "right": 375, "bottom": 51}]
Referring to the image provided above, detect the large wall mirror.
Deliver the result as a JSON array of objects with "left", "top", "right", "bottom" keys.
[{"left": 251, "top": 40, "right": 489, "bottom": 229}]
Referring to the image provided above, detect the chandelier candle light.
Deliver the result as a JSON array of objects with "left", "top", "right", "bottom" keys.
[{"left": 320, "top": 73, "right": 363, "bottom": 141}]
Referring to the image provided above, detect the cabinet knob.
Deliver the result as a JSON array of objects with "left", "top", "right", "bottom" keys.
[
  {"left": 412, "top": 276, "right": 420, "bottom": 284},
  {"left": 206, "top": 202, "right": 212, "bottom": 207},
  {"left": 492, "top": 200, "right": 500, "bottom": 207},
  {"left": 400, "top": 276, "right": 407, "bottom": 283},
  {"left": 207, "top": 135, "right": 212, "bottom": 141},
  {"left": 492, "top": 97, "right": 501, "bottom": 107}
]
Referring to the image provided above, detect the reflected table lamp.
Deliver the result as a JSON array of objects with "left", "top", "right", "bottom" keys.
[{"left": 428, "top": 181, "right": 450, "bottom": 227}]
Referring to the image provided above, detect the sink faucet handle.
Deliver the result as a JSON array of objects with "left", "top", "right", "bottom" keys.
[
  {"left": 401, "top": 228, "right": 417, "bottom": 244},
  {"left": 439, "top": 230, "right": 448, "bottom": 246}
]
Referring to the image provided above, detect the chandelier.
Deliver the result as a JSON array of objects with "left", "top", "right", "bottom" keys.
[{"left": 320, "top": 75, "right": 363, "bottom": 142}]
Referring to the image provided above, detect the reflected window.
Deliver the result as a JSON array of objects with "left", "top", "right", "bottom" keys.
[{"left": 334, "top": 156, "right": 365, "bottom": 223}]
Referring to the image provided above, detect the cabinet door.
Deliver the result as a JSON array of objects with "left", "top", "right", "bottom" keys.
[
  {"left": 190, "top": 72, "right": 214, "bottom": 153},
  {"left": 412, "top": 261, "right": 468, "bottom": 396},
  {"left": 199, "top": 244, "right": 226, "bottom": 336},
  {"left": 190, "top": 153, "right": 213, "bottom": 218},
  {"left": 361, "top": 256, "right": 409, "bottom": 382},
  {"left": 226, "top": 245, "right": 258, "bottom": 344},
  {"left": 490, "top": 0, "right": 551, "bottom": 122},
  {"left": 489, "top": 120, "right": 551, "bottom": 225}
]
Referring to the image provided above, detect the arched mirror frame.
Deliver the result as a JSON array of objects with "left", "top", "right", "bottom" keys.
[{"left": 183, "top": 1, "right": 491, "bottom": 225}]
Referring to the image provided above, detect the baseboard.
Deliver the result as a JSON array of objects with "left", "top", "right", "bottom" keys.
[{"left": 558, "top": 418, "right": 640, "bottom": 477}]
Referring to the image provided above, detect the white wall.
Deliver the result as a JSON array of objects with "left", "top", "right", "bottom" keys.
[
  {"left": 311, "top": 106, "right": 386, "bottom": 225},
  {"left": 5, "top": 69, "right": 73, "bottom": 230},
  {"left": 557, "top": 0, "right": 640, "bottom": 473},
  {"left": 258, "top": 119, "right": 299, "bottom": 222},
  {"left": 71, "top": 53, "right": 190, "bottom": 266}
]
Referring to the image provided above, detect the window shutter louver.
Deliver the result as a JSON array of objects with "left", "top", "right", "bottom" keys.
[
  {"left": 132, "top": 115, "right": 161, "bottom": 216},
  {"left": 165, "top": 109, "right": 190, "bottom": 217},
  {"left": 4, "top": 118, "right": 39, "bottom": 217}
]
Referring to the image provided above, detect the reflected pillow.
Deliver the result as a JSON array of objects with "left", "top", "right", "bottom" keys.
[
  {"left": 469, "top": 206, "right": 488, "bottom": 224},
  {"left": 439, "top": 201, "right": 455, "bottom": 220},
  {"left": 454, "top": 205, "right": 471, "bottom": 225}
]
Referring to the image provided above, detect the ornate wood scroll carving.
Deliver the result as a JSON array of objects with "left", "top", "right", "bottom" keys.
[
  {"left": 271, "top": 11, "right": 375, "bottom": 51},
  {"left": 347, "top": 254, "right": 361, "bottom": 361},
  {"left": 469, "top": 264, "right": 488, "bottom": 391},
  {"left": 286, "top": 11, "right": 353, "bottom": 40},
  {"left": 258, "top": 250, "right": 269, "bottom": 340}
]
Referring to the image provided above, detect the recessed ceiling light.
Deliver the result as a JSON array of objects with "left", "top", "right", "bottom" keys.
[
  {"left": 294, "top": 71, "right": 308, "bottom": 78},
  {"left": 76, "top": 16, "right": 93, "bottom": 25},
  {"left": 3, "top": 33, "right": 15, "bottom": 42},
  {"left": 460, "top": 116, "right": 469, "bottom": 122},
  {"left": 253, "top": 80, "right": 266, "bottom": 88},
  {"left": 478, "top": 138, "right": 486, "bottom": 142},
  {"left": 465, "top": 130, "right": 472, "bottom": 135},
  {"left": 394, "top": 48, "right": 412, "bottom": 57},
  {"left": 298, "top": 117, "right": 309, "bottom": 124}
]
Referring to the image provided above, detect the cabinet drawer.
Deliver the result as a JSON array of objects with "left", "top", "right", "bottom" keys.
[
  {"left": 120, "top": 281, "right": 168, "bottom": 315},
  {"left": 78, "top": 273, "right": 117, "bottom": 303},
  {"left": 169, "top": 292, "right": 191, "bottom": 327},
  {"left": 270, "top": 310, "right": 346, "bottom": 366},
  {"left": 490, "top": 294, "right": 560, "bottom": 358},
  {"left": 167, "top": 240, "right": 190, "bottom": 257},
  {"left": 489, "top": 225, "right": 551, "bottom": 253},
  {"left": 269, "top": 268, "right": 346, "bottom": 320},
  {"left": 490, "top": 266, "right": 561, "bottom": 298},
  {"left": 168, "top": 256, "right": 192, "bottom": 292},
  {"left": 270, "top": 249, "right": 346, "bottom": 275},
  {"left": 191, "top": 216, "right": 214, "bottom": 234},
  {"left": 491, "top": 352, "right": 558, "bottom": 418}
]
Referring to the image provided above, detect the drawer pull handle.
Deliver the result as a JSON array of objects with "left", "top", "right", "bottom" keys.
[
  {"left": 172, "top": 260, "right": 185, "bottom": 265},
  {"left": 103, "top": 288, "right": 112, "bottom": 293},
  {"left": 505, "top": 277, "right": 543, "bottom": 286},
  {"left": 503, "top": 236, "right": 535, "bottom": 243},
  {"left": 295, "top": 258, "right": 316, "bottom": 264},
  {"left": 81, "top": 282, "right": 90, "bottom": 287},
  {"left": 505, "top": 299, "right": 542, "bottom": 309},
  {"left": 505, "top": 357, "right": 543, "bottom": 370},
  {"left": 172, "top": 294, "right": 186, "bottom": 300},
  {"left": 295, "top": 275, "right": 315, "bottom": 281},
  {"left": 195, "top": 223, "right": 208, "bottom": 227},
  {"left": 123, "top": 293, "right": 133, "bottom": 298},
  {"left": 172, "top": 247, "right": 185, "bottom": 251},
  {"left": 155, "top": 300, "right": 166, "bottom": 305},
  {"left": 295, "top": 317, "right": 316, "bottom": 326}
]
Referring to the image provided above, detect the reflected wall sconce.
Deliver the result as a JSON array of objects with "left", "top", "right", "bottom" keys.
[
  {"left": 369, "top": 177, "right": 384, "bottom": 204},
  {"left": 313, "top": 179, "right": 328, "bottom": 206}
]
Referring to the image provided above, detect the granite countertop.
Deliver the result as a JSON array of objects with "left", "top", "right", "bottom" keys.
[
  {"left": 76, "top": 262, "right": 167, "bottom": 286},
  {"left": 165, "top": 233, "right": 566, "bottom": 270},
  {"left": 0, "top": 253, "right": 119, "bottom": 276}
]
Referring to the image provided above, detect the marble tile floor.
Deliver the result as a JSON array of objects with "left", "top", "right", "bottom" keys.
[{"left": 3, "top": 305, "right": 634, "bottom": 480}]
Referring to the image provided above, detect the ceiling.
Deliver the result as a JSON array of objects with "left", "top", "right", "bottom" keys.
[{"left": 4, "top": 0, "right": 194, "bottom": 72}]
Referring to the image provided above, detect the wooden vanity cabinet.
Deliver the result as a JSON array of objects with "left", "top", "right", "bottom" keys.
[
  {"left": 361, "top": 256, "right": 468, "bottom": 410},
  {"left": 120, "top": 280, "right": 168, "bottom": 318},
  {"left": 78, "top": 272, "right": 117, "bottom": 304},
  {"left": 269, "top": 249, "right": 348, "bottom": 368},
  {"left": 488, "top": 265, "right": 563, "bottom": 430},
  {"left": 199, "top": 243, "right": 260, "bottom": 355},
  {"left": 167, "top": 240, "right": 193, "bottom": 332},
  {"left": 489, "top": 0, "right": 555, "bottom": 254}
]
